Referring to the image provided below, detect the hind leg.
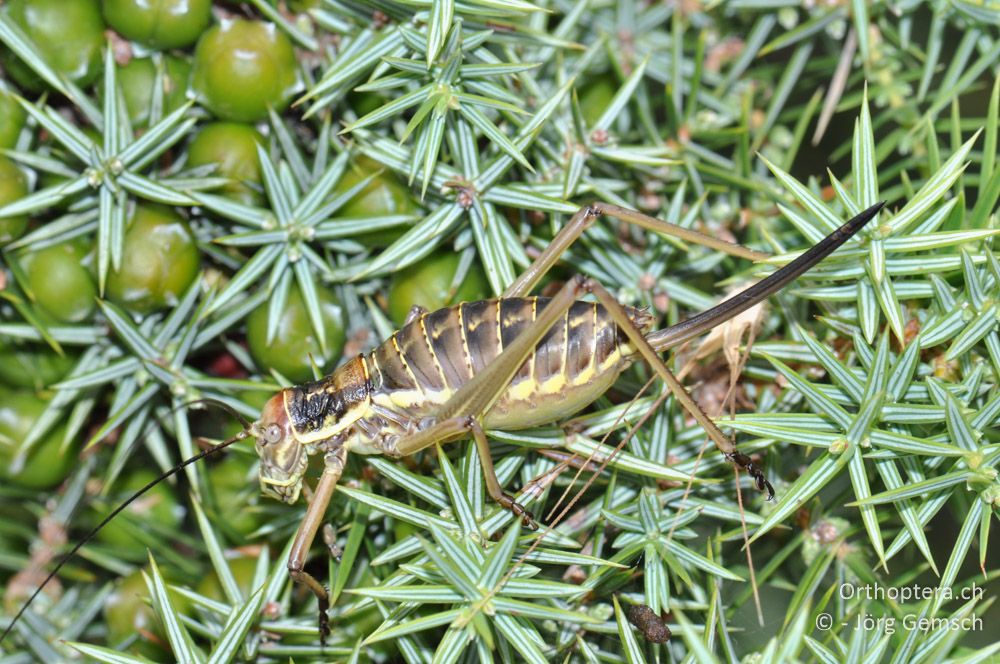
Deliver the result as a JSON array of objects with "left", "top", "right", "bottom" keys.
[
  {"left": 580, "top": 278, "right": 774, "bottom": 498},
  {"left": 504, "top": 202, "right": 768, "bottom": 298}
]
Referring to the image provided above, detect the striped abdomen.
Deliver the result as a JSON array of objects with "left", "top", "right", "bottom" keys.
[{"left": 365, "top": 297, "right": 653, "bottom": 430}]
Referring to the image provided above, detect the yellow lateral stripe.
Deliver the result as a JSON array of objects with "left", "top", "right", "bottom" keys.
[{"left": 296, "top": 402, "right": 369, "bottom": 443}]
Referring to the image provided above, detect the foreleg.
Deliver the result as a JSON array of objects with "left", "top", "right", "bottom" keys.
[{"left": 287, "top": 446, "right": 346, "bottom": 644}]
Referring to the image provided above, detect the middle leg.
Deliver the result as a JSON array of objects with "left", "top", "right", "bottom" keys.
[
  {"left": 469, "top": 418, "right": 538, "bottom": 529},
  {"left": 384, "top": 414, "right": 541, "bottom": 528},
  {"left": 389, "top": 276, "right": 591, "bottom": 521}
]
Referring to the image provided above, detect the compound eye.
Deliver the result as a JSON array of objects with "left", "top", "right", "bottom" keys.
[{"left": 264, "top": 424, "right": 282, "bottom": 445}]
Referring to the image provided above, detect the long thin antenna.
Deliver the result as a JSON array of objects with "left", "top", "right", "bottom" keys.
[
  {"left": 182, "top": 397, "right": 252, "bottom": 430},
  {"left": 0, "top": 430, "right": 250, "bottom": 645}
]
